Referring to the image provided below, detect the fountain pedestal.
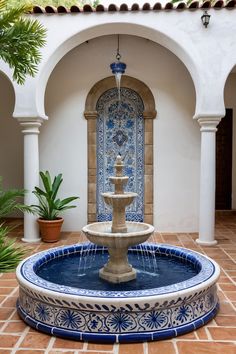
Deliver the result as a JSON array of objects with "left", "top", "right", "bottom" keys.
[{"left": 99, "top": 247, "right": 136, "bottom": 283}]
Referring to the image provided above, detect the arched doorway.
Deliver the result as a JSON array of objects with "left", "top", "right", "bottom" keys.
[{"left": 84, "top": 75, "right": 156, "bottom": 224}]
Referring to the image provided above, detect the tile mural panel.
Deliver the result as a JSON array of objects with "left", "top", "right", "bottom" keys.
[{"left": 96, "top": 87, "right": 144, "bottom": 222}]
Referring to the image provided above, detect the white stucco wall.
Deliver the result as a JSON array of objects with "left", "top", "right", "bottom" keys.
[
  {"left": 224, "top": 72, "right": 236, "bottom": 209},
  {"left": 0, "top": 73, "right": 23, "bottom": 191},
  {"left": 41, "top": 35, "right": 199, "bottom": 232}
]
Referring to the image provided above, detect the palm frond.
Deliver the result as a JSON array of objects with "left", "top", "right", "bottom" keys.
[{"left": 0, "top": 222, "right": 29, "bottom": 272}]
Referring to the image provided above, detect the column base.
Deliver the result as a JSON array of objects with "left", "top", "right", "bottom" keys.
[
  {"left": 195, "top": 238, "right": 218, "bottom": 246},
  {"left": 21, "top": 237, "right": 41, "bottom": 243}
]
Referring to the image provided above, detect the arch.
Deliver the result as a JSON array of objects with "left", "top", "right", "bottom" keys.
[
  {"left": 36, "top": 22, "right": 199, "bottom": 118},
  {"left": 0, "top": 64, "right": 16, "bottom": 101},
  {"left": 84, "top": 75, "right": 157, "bottom": 224}
]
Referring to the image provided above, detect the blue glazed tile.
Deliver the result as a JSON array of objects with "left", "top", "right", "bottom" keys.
[
  {"left": 118, "top": 332, "right": 153, "bottom": 343},
  {"left": 82, "top": 332, "right": 116, "bottom": 343},
  {"left": 175, "top": 322, "right": 195, "bottom": 336},
  {"left": 96, "top": 87, "right": 144, "bottom": 222},
  {"left": 52, "top": 327, "right": 82, "bottom": 341},
  {"left": 152, "top": 328, "right": 176, "bottom": 340},
  {"left": 37, "top": 322, "right": 54, "bottom": 335}
]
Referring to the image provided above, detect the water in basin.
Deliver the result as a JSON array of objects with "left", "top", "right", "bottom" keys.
[{"left": 36, "top": 248, "right": 199, "bottom": 292}]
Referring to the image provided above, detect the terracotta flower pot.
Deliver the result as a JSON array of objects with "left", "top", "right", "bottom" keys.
[{"left": 37, "top": 218, "right": 64, "bottom": 243}]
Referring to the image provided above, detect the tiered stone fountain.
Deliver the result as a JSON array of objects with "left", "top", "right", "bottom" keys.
[
  {"left": 83, "top": 155, "right": 154, "bottom": 283},
  {"left": 16, "top": 156, "right": 220, "bottom": 343}
]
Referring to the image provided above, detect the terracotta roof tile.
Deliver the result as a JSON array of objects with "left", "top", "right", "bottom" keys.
[
  {"left": 108, "top": 3, "right": 118, "bottom": 11},
  {"left": 31, "top": 1, "right": 236, "bottom": 14}
]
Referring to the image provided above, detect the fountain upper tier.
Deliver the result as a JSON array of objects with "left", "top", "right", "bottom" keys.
[{"left": 102, "top": 155, "right": 137, "bottom": 233}]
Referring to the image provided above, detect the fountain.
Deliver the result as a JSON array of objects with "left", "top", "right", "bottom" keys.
[
  {"left": 83, "top": 155, "right": 154, "bottom": 283},
  {"left": 16, "top": 156, "right": 220, "bottom": 343}
]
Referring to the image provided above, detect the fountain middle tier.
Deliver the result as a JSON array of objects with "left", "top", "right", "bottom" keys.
[
  {"left": 102, "top": 192, "right": 137, "bottom": 233},
  {"left": 82, "top": 221, "right": 154, "bottom": 283}
]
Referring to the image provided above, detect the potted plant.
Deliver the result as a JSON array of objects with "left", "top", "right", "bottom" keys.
[{"left": 32, "top": 171, "right": 79, "bottom": 243}]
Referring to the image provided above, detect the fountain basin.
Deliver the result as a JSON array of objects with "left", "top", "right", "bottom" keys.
[
  {"left": 82, "top": 221, "right": 154, "bottom": 248},
  {"left": 16, "top": 243, "right": 220, "bottom": 343}
]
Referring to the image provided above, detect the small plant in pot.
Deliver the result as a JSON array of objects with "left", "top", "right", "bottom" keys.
[{"left": 32, "top": 171, "right": 79, "bottom": 243}]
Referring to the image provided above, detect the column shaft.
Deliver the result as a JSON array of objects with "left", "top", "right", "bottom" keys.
[
  {"left": 196, "top": 117, "right": 221, "bottom": 246},
  {"left": 20, "top": 121, "right": 42, "bottom": 242}
]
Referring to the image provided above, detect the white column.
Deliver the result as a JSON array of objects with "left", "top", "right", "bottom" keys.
[
  {"left": 196, "top": 117, "right": 221, "bottom": 246},
  {"left": 19, "top": 120, "right": 42, "bottom": 242}
]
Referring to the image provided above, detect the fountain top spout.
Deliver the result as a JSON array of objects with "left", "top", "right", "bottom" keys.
[{"left": 114, "top": 155, "right": 123, "bottom": 177}]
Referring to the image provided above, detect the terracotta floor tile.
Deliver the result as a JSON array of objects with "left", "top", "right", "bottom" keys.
[
  {"left": 87, "top": 343, "right": 114, "bottom": 351},
  {"left": 15, "top": 351, "right": 45, "bottom": 354},
  {"left": 177, "top": 341, "right": 236, "bottom": 354},
  {"left": 118, "top": 343, "right": 144, "bottom": 354},
  {"left": 79, "top": 352, "right": 113, "bottom": 354},
  {"left": 0, "top": 273, "right": 16, "bottom": 280},
  {"left": 218, "top": 290, "right": 227, "bottom": 301},
  {"left": 0, "top": 334, "right": 21, "bottom": 347},
  {"left": 195, "top": 326, "right": 209, "bottom": 340},
  {"left": 53, "top": 337, "right": 84, "bottom": 349},
  {"left": 177, "top": 331, "right": 197, "bottom": 339},
  {"left": 218, "top": 275, "right": 233, "bottom": 283},
  {"left": 224, "top": 291, "right": 236, "bottom": 302},
  {"left": 219, "top": 283, "right": 236, "bottom": 291},
  {"left": 217, "top": 260, "right": 236, "bottom": 269},
  {"left": 0, "top": 288, "right": 14, "bottom": 295},
  {"left": 10, "top": 311, "right": 21, "bottom": 320},
  {"left": 148, "top": 341, "right": 176, "bottom": 354},
  {"left": 1, "top": 296, "right": 18, "bottom": 307},
  {"left": 208, "top": 327, "right": 236, "bottom": 340},
  {"left": 3, "top": 321, "right": 28, "bottom": 333},
  {"left": 218, "top": 301, "right": 236, "bottom": 315},
  {"left": 0, "top": 280, "right": 18, "bottom": 287},
  {"left": 19, "top": 332, "right": 51, "bottom": 349},
  {"left": 48, "top": 351, "right": 78, "bottom": 354},
  {"left": 0, "top": 308, "right": 15, "bottom": 320},
  {"left": 0, "top": 351, "right": 11, "bottom": 354},
  {"left": 215, "top": 315, "right": 236, "bottom": 326}
]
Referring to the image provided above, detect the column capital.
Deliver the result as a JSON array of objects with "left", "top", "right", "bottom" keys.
[
  {"left": 17, "top": 118, "right": 44, "bottom": 135},
  {"left": 197, "top": 117, "right": 222, "bottom": 132}
]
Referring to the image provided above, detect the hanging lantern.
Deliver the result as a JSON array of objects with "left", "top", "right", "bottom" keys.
[{"left": 110, "top": 35, "right": 126, "bottom": 101}]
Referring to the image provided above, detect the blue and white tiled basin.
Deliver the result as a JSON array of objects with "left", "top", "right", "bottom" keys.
[{"left": 16, "top": 243, "right": 220, "bottom": 343}]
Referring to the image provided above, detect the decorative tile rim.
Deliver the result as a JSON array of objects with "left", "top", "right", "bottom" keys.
[
  {"left": 16, "top": 243, "right": 220, "bottom": 299},
  {"left": 17, "top": 300, "right": 219, "bottom": 343}
]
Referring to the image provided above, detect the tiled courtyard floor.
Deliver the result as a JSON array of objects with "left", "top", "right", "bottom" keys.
[{"left": 1, "top": 212, "right": 236, "bottom": 353}]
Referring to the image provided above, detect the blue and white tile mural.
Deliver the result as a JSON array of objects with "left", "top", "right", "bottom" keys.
[{"left": 96, "top": 87, "right": 144, "bottom": 222}]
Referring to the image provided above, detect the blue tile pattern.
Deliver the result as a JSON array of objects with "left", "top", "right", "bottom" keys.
[
  {"left": 96, "top": 87, "right": 144, "bottom": 222},
  {"left": 16, "top": 243, "right": 220, "bottom": 343}
]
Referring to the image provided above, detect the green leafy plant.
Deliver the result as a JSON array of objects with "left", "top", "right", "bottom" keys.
[
  {"left": 0, "top": 178, "right": 32, "bottom": 218},
  {"left": 32, "top": 171, "right": 79, "bottom": 220},
  {"left": 0, "top": 177, "right": 31, "bottom": 272},
  {"left": 0, "top": 223, "right": 27, "bottom": 272},
  {"left": 0, "top": 0, "right": 46, "bottom": 84}
]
